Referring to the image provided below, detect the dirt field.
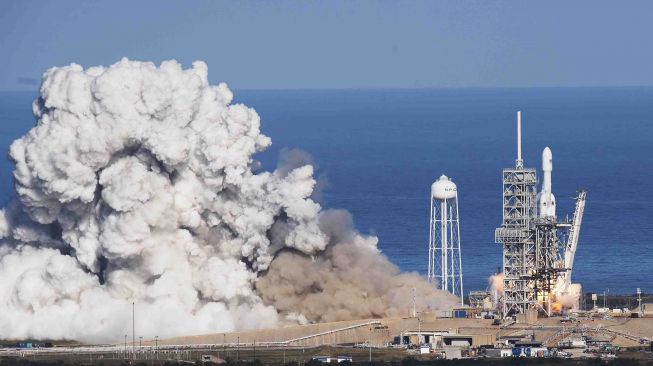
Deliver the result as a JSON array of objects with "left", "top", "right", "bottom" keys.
[
  {"left": 3, "top": 313, "right": 649, "bottom": 366},
  {"left": 149, "top": 313, "right": 653, "bottom": 349}
]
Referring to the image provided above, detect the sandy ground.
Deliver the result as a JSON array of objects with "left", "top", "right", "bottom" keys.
[
  {"left": 145, "top": 314, "right": 653, "bottom": 349},
  {"left": 152, "top": 316, "right": 502, "bottom": 346}
]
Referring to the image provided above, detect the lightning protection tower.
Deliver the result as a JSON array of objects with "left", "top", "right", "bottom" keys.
[{"left": 428, "top": 175, "right": 464, "bottom": 305}]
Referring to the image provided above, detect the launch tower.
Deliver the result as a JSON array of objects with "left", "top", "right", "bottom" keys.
[
  {"left": 495, "top": 112, "right": 539, "bottom": 315},
  {"left": 495, "top": 112, "right": 586, "bottom": 316}
]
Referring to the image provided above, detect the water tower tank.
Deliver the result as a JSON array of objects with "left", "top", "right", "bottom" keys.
[
  {"left": 431, "top": 175, "right": 457, "bottom": 200},
  {"left": 428, "top": 174, "right": 464, "bottom": 305}
]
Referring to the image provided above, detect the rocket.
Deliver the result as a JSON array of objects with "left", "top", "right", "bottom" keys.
[{"left": 538, "top": 147, "right": 556, "bottom": 218}]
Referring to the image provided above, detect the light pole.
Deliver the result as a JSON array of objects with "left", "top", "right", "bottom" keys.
[
  {"left": 139, "top": 336, "right": 143, "bottom": 352},
  {"left": 637, "top": 288, "right": 643, "bottom": 316},
  {"left": 124, "top": 334, "right": 127, "bottom": 355},
  {"left": 155, "top": 336, "right": 158, "bottom": 360},
  {"left": 368, "top": 326, "right": 372, "bottom": 362},
  {"left": 412, "top": 287, "right": 416, "bottom": 318},
  {"left": 132, "top": 301, "right": 136, "bottom": 358}
]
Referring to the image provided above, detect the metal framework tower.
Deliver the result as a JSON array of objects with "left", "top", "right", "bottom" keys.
[
  {"left": 428, "top": 175, "right": 464, "bottom": 305},
  {"left": 533, "top": 218, "right": 563, "bottom": 312},
  {"left": 495, "top": 111, "right": 587, "bottom": 317},
  {"left": 495, "top": 111, "right": 539, "bottom": 316}
]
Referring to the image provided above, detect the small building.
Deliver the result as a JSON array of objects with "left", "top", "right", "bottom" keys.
[
  {"left": 485, "top": 348, "right": 512, "bottom": 358},
  {"left": 558, "top": 338, "right": 586, "bottom": 349},
  {"left": 586, "top": 337, "right": 611, "bottom": 347},
  {"left": 443, "top": 334, "right": 494, "bottom": 348},
  {"left": 401, "top": 330, "right": 450, "bottom": 347},
  {"left": 523, "top": 347, "right": 548, "bottom": 357},
  {"left": 400, "top": 330, "right": 493, "bottom": 348},
  {"left": 497, "top": 336, "right": 525, "bottom": 346},
  {"left": 514, "top": 341, "right": 543, "bottom": 348},
  {"left": 452, "top": 307, "right": 480, "bottom": 318}
]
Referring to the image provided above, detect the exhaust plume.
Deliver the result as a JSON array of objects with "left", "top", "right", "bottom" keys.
[
  {"left": 553, "top": 283, "right": 582, "bottom": 311},
  {"left": 257, "top": 210, "right": 457, "bottom": 322},
  {"left": 489, "top": 272, "right": 504, "bottom": 293},
  {"left": 0, "top": 59, "right": 455, "bottom": 342}
]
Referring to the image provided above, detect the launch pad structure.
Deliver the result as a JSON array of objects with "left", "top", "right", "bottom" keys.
[{"left": 495, "top": 111, "right": 586, "bottom": 317}]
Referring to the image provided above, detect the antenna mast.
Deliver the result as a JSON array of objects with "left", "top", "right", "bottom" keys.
[{"left": 516, "top": 111, "right": 523, "bottom": 169}]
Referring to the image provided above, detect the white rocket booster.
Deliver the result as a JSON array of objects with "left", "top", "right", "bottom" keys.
[{"left": 538, "top": 147, "right": 556, "bottom": 218}]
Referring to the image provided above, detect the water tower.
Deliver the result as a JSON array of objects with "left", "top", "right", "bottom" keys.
[{"left": 428, "top": 175, "right": 464, "bottom": 304}]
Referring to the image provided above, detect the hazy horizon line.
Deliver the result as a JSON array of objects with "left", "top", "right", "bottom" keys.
[{"left": 2, "top": 84, "right": 653, "bottom": 94}]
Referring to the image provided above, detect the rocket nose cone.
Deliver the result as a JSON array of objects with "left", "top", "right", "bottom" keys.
[
  {"left": 543, "top": 147, "right": 552, "bottom": 158},
  {"left": 542, "top": 147, "right": 553, "bottom": 171}
]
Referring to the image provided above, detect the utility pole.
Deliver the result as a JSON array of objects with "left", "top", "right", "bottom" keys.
[
  {"left": 412, "top": 287, "right": 416, "bottom": 318},
  {"left": 368, "top": 326, "right": 372, "bottom": 362},
  {"left": 155, "top": 336, "right": 158, "bottom": 360},
  {"left": 124, "top": 334, "right": 127, "bottom": 355},
  {"left": 223, "top": 334, "right": 226, "bottom": 359},
  {"left": 637, "top": 288, "right": 643, "bottom": 316},
  {"left": 132, "top": 301, "right": 136, "bottom": 358},
  {"left": 237, "top": 336, "right": 240, "bottom": 362},
  {"left": 603, "top": 291, "right": 607, "bottom": 309}
]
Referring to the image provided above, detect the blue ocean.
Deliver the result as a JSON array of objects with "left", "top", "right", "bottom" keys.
[{"left": 1, "top": 88, "right": 651, "bottom": 295}]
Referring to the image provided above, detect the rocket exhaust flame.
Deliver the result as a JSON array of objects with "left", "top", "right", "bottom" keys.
[{"left": 0, "top": 59, "right": 456, "bottom": 342}]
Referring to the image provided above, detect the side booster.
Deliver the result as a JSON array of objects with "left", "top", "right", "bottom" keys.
[{"left": 538, "top": 147, "right": 556, "bottom": 218}]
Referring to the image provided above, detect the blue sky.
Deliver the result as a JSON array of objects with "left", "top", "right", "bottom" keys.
[{"left": 1, "top": 0, "right": 652, "bottom": 90}]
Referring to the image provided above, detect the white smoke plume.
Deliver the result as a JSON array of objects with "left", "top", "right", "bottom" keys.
[
  {"left": 0, "top": 59, "right": 455, "bottom": 342},
  {"left": 489, "top": 272, "right": 504, "bottom": 293},
  {"left": 554, "top": 283, "right": 582, "bottom": 311}
]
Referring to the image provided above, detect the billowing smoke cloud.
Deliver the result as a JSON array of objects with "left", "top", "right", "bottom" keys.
[
  {"left": 257, "top": 210, "right": 457, "bottom": 322},
  {"left": 0, "top": 59, "right": 455, "bottom": 342}
]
